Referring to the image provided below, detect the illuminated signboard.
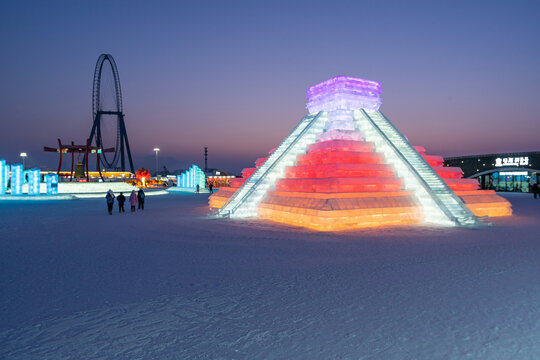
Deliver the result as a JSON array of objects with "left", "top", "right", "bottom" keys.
[
  {"left": 495, "top": 157, "right": 528, "bottom": 167},
  {"left": 499, "top": 171, "right": 528, "bottom": 176}
]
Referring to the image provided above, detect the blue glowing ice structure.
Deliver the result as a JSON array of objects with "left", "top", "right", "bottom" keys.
[
  {"left": 27, "top": 168, "right": 41, "bottom": 195},
  {"left": 10, "top": 164, "right": 23, "bottom": 195},
  {"left": 1, "top": 160, "right": 8, "bottom": 192},
  {"left": 45, "top": 173, "right": 59, "bottom": 195},
  {"left": 177, "top": 165, "right": 205, "bottom": 189},
  {"left": 3, "top": 166, "right": 8, "bottom": 190},
  {"left": 0, "top": 159, "right": 7, "bottom": 195}
]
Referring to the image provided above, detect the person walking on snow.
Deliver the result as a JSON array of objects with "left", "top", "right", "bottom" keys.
[
  {"left": 137, "top": 188, "right": 145, "bottom": 210},
  {"left": 129, "top": 190, "right": 137, "bottom": 212},
  {"left": 105, "top": 189, "right": 115, "bottom": 215},
  {"left": 117, "top": 192, "right": 126, "bottom": 213}
]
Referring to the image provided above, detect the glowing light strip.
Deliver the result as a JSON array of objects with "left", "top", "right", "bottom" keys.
[{"left": 499, "top": 171, "right": 528, "bottom": 176}]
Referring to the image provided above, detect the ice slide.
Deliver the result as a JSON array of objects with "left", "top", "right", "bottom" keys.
[
  {"left": 354, "top": 109, "right": 480, "bottom": 227},
  {"left": 217, "top": 112, "right": 328, "bottom": 218}
]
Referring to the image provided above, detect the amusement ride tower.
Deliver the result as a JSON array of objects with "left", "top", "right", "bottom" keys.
[{"left": 88, "top": 54, "right": 135, "bottom": 173}]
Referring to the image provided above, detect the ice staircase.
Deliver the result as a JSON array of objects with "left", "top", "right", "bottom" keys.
[
  {"left": 217, "top": 112, "right": 328, "bottom": 218},
  {"left": 354, "top": 109, "right": 480, "bottom": 227}
]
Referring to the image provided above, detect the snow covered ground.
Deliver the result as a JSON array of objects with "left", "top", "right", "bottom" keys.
[{"left": 0, "top": 192, "right": 539, "bottom": 359}]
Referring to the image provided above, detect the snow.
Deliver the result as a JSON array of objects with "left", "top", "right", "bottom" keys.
[{"left": 0, "top": 192, "right": 539, "bottom": 359}]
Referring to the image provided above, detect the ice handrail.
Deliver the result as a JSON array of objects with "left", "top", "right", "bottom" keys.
[
  {"left": 356, "top": 109, "right": 480, "bottom": 227},
  {"left": 217, "top": 112, "right": 325, "bottom": 217}
]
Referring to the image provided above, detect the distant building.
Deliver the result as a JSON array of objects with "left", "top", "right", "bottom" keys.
[
  {"left": 205, "top": 168, "right": 237, "bottom": 188},
  {"left": 41, "top": 170, "right": 134, "bottom": 182},
  {"left": 444, "top": 151, "right": 540, "bottom": 192}
]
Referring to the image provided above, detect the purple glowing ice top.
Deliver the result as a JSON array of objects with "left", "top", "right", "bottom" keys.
[{"left": 306, "top": 76, "right": 382, "bottom": 113}]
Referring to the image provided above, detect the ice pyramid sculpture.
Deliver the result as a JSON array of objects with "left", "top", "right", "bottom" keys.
[{"left": 211, "top": 76, "right": 511, "bottom": 231}]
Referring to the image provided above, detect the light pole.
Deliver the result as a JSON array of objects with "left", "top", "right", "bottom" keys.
[
  {"left": 153, "top": 148, "right": 160, "bottom": 177},
  {"left": 20, "top": 152, "right": 27, "bottom": 168}
]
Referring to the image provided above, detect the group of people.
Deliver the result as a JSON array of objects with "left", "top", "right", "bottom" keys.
[{"left": 106, "top": 189, "right": 145, "bottom": 215}]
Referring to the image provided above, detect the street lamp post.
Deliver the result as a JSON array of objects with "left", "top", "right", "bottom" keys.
[
  {"left": 153, "top": 148, "right": 160, "bottom": 177},
  {"left": 20, "top": 152, "right": 27, "bottom": 168}
]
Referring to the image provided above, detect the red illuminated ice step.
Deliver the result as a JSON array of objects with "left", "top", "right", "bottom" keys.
[
  {"left": 307, "top": 139, "right": 375, "bottom": 153},
  {"left": 433, "top": 166, "right": 463, "bottom": 179},
  {"left": 297, "top": 151, "right": 385, "bottom": 166},
  {"left": 230, "top": 178, "right": 246, "bottom": 187},
  {"left": 275, "top": 177, "right": 403, "bottom": 193},
  {"left": 444, "top": 178, "right": 479, "bottom": 191},
  {"left": 261, "top": 192, "right": 419, "bottom": 210},
  {"left": 254, "top": 157, "right": 267, "bottom": 167},
  {"left": 422, "top": 154, "right": 444, "bottom": 167},
  {"left": 241, "top": 167, "right": 256, "bottom": 178},
  {"left": 285, "top": 163, "right": 395, "bottom": 179}
]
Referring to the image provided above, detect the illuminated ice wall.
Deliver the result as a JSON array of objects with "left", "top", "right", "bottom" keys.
[
  {"left": 46, "top": 173, "right": 59, "bottom": 195},
  {"left": 27, "top": 169, "right": 41, "bottom": 195},
  {"left": 177, "top": 165, "right": 205, "bottom": 189},
  {"left": 2, "top": 160, "right": 8, "bottom": 191},
  {"left": 10, "top": 164, "right": 23, "bottom": 195},
  {"left": 0, "top": 159, "right": 6, "bottom": 195}
]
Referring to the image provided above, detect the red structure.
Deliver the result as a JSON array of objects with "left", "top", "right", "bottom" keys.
[{"left": 44, "top": 139, "right": 114, "bottom": 181}]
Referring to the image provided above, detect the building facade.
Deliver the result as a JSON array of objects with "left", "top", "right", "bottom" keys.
[{"left": 444, "top": 151, "right": 540, "bottom": 192}]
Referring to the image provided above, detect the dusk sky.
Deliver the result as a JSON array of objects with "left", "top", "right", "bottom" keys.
[{"left": 1, "top": 0, "right": 539, "bottom": 174}]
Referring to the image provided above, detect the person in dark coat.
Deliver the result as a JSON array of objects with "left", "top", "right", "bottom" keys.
[
  {"left": 533, "top": 183, "right": 539, "bottom": 199},
  {"left": 137, "top": 189, "right": 145, "bottom": 210},
  {"left": 117, "top": 192, "right": 126, "bottom": 212},
  {"left": 208, "top": 183, "right": 213, "bottom": 193},
  {"left": 105, "top": 190, "right": 115, "bottom": 215}
]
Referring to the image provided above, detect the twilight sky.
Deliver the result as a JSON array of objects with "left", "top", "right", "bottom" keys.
[{"left": 1, "top": 0, "right": 539, "bottom": 174}]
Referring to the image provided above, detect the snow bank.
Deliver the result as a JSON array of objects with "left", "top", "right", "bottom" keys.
[{"left": 3, "top": 182, "right": 168, "bottom": 199}]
